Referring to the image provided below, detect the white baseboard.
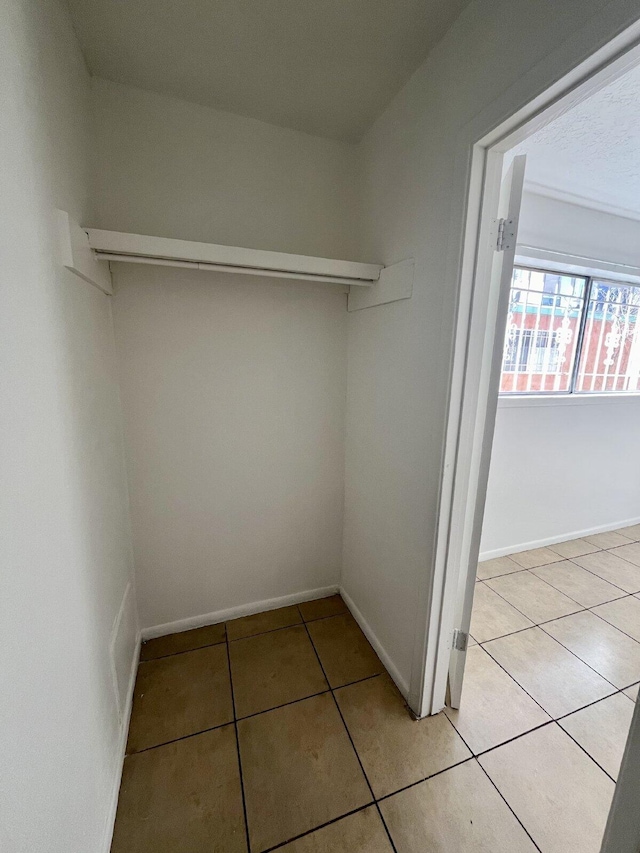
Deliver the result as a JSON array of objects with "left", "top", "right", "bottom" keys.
[
  {"left": 339, "top": 586, "right": 409, "bottom": 698},
  {"left": 480, "top": 514, "right": 640, "bottom": 561},
  {"left": 102, "top": 628, "right": 141, "bottom": 853},
  {"left": 141, "top": 585, "right": 340, "bottom": 641}
]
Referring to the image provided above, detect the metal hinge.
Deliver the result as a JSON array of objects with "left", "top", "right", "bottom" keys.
[
  {"left": 452, "top": 629, "right": 468, "bottom": 651},
  {"left": 495, "top": 217, "right": 514, "bottom": 252}
]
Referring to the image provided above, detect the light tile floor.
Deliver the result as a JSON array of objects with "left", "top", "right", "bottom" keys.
[{"left": 112, "top": 527, "right": 640, "bottom": 853}]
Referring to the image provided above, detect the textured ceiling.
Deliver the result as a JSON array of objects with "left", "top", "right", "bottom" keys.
[
  {"left": 67, "top": 0, "right": 470, "bottom": 142},
  {"left": 516, "top": 63, "right": 640, "bottom": 219}
]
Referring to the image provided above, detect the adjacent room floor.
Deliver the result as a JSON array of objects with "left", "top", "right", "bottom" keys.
[{"left": 112, "top": 526, "right": 640, "bottom": 853}]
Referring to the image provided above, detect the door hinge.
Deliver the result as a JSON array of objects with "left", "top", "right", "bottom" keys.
[
  {"left": 452, "top": 629, "right": 468, "bottom": 651},
  {"left": 495, "top": 217, "right": 514, "bottom": 252}
]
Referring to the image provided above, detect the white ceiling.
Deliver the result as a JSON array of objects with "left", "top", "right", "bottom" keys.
[
  {"left": 67, "top": 0, "right": 470, "bottom": 142},
  {"left": 516, "top": 63, "right": 640, "bottom": 220}
]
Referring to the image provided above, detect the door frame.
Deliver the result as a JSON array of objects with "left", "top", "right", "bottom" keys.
[{"left": 412, "top": 21, "right": 640, "bottom": 720}]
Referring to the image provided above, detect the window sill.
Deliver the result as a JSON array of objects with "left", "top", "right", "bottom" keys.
[{"left": 498, "top": 393, "right": 640, "bottom": 409}]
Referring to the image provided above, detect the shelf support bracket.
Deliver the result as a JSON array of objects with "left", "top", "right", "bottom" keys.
[{"left": 55, "top": 210, "right": 112, "bottom": 295}]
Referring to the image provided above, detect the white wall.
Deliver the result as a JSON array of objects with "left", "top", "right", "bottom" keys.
[
  {"left": 93, "top": 81, "right": 357, "bottom": 632},
  {"left": 519, "top": 190, "right": 640, "bottom": 269},
  {"left": 342, "top": 0, "right": 640, "bottom": 692},
  {"left": 0, "top": 2, "right": 137, "bottom": 852},
  {"left": 480, "top": 193, "right": 640, "bottom": 557},
  {"left": 481, "top": 397, "right": 640, "bottom": 557},
  {"left": 111, "top": 264, "right": 347, "bottom": 630},
  {"left": 91, "top": 78, "right": 362, "bottom": 259}
]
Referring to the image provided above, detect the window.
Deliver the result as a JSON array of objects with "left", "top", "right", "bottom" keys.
[{"left": 500, "top": 266, "right": 640, "bottom": 394}]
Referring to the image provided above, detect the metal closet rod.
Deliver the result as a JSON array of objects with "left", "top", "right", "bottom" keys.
[{"left": 93, "top": 252, "right": 370, "bottom": 286}]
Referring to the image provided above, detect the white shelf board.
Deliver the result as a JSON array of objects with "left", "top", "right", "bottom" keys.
[{"left": 86, "top": 229, "right": 382, "bottom": 286}]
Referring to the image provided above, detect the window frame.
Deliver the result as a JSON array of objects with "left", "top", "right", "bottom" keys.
[{"left": 499, "top": 263, "right": 640, "bottom": 397}]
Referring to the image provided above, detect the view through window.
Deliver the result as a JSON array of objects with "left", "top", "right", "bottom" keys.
[{"left": 500, "top": 266, "right": 640, "bottom": 394}]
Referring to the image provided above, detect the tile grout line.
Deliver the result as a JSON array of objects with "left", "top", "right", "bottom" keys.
[
  {"left": 257, "top": 804, "right": 377, "bottom": 853},
  {"left": 129, "top": 719, "right": 235, "bottom": 756},
  {"left": 564, "top": 555, "right": 639, "bottom": 595},
  {"left": 141, "top": 607, "right": 349, "bottom": 662},
  {"left": 475, "top": 760, "right": 544, "bottom": 853},
  {"left": 481, "top": 631, "right": 620, "bottom": 720},
  {"left": 225, "top": 625, "right": 253, "bottom": 853},
  {"left": 373, "top": 754, "right": 476, "bottom": 804},
  {"left": 475, "top": 587, "right": 638, "bottom": 648},
  {"left": 554, "top": 723, "right": 619, "bottom": 785},
  {"left": 474, "top": 641, "right": 553, "bottom": 718},
  {"left": 588, "top": 602, "right": 640, "bottom": 645},
  {"left": 430, "top": 712, "right": 553, "bottom": 853},
  {"left": 469, "top": 719, "right": 555, "bottom": 761},
  {"left": 300, "top": 619, "right": 400, "bottom": 853},
  {"left": 483, "top": 569, "right": 588, "bottom": 620},
  {"left": 125, "top": 673, "right": 387, "bottom": 757},
  {"left": 139, "top": 638, "right": 228, "bottom": 662},
  {"left": 528, "top": 572, "right": 630, "bottom": 607},
  {"left": 535, "top": 622, "right": 630, "bottom": 692},
  {"left": 479, "top": 537, "right": 640, "bottom": 597}
]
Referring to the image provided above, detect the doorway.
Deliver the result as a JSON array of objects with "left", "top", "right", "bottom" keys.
[
  {"left": 418, "top": 21, "right": 640, "bottom": 853},
  {"left": 424, "top": 19, "right": 640, "bottom": 718}
]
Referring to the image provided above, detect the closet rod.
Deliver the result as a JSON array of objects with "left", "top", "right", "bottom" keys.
[
  {"left": 87, "top": 229, "right": 382, "bottom": 285},
  {"left": 94, "top": 252, "right": 366, "bottom": 286}
]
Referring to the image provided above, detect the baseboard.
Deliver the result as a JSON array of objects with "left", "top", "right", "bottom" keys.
[
  {"left": 102, "top": 628, "right": 141, "bottom": 853},
  {"left": 141, "top": 585, "right": 340, "bottom": 641},
  {"left": 339, "top": 586, "right": 410, "bottom": 698},
  {"left": 479, "top": 514, "right": 640, "bottom": 561}
]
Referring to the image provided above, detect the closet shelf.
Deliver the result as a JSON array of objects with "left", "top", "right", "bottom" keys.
[{"left": 86, "top": 228, "right": 382, "bottom": 286}]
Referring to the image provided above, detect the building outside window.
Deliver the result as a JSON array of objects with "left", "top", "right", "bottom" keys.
[{"left": 500, "top": 266, "right": 640, "bottom": 394}]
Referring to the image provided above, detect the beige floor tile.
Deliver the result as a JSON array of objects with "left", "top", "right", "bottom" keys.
[
  {"left": 609, "top": 541, "right": 640, "bottom": 568},
  {"left": 532, "top": 561, "right": 623, "bottom": 608},
  {"left": 624, "top": 682, "right": 639, "bottom": 701},
  {"left": 548, "top": 538, "right": 600, "bottom": 559},
  {"left": 298, "top": 594, "right": 348, "bottom": 622},
  {"left": 584, "top": 530, "right": 634, "bottom": 549},
  {"left": 560, "top": 693, "right": 635, "bottom": 780},
  {"left": 469, "top": 583, "right": 533, "bottom": 643},
  {"left": 468, "top": 635, "right": 478, "bottom": 646},
  {"left": 277, "top": 807, "right": 393, "bottom": 852},
  {"left": 307, "top": 612, "right": 384, "bottom": 687},
  {"left": 485, "top": 627, "right": 614, "bottom": 718},
  {"left": 617, "top": 523, "right": 640, "bottom": 542},
  {"left": 476, "top": 555, "right": 523, "bottom": 580},
  {"left": 571, "top": 551, "right": 640, "bottom": 593},
  {"left": 126, "top": 644, "right": 233, "bottom": 753},
  {"left": 381, "top": 759, "right": 537, "bottom": 853},
  {"left": 509, "top": 547, "right": 564, "bottom": 569},
  {"left": 445, "top": 646, "right": 550, "bottom": 754},
  {"left": 226, "top": 604, "right": 302, "bottom": 641},
  {"left": 238, "top": 693, "right": 371, "bottom": 853},
  {"left": 485, "top": 571, "right": 581, "bottom": 624},
  {"left": 229, "top": 624, "right": 328, "bottom": 717},
  {"left": 593, "top": 595, "right": 640, "bottom": 642},
  {"left": 140, "top": 622, "right": 226, "bottom": 661},
  {"left": 479, "top": 724, "right": 614, "bottom": 853},
  {"left": 112, "top": 726, "right": 246, "bottom": 853},
  {"left": 336, "top": 674, "right": 470, "bottom": 798},
  {"left": 543, "top": 610, "right": 640, "bottom": 689}
]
